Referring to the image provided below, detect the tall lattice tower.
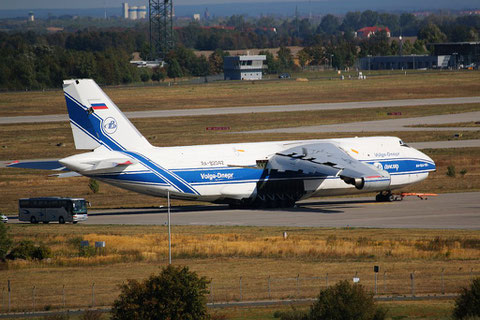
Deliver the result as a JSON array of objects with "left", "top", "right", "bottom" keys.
[{"left": 149, "top": 0, "right": 174, "bottom": 60}]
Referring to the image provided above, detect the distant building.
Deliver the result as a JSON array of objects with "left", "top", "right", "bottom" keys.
[
  {"left": 123, "top": 3, "right": 147, "bottom": 20},
  {"left": 122, "top": 3, "right": 129, "bottom": 19},
  {"left": 358, "top": 55, "right": 451, "bottom": 70},
  {"left": 356, "top": 26, "right": 391, "bottom": 38},
  {"left": 430, "top": 42, "right": 480, "bottom": 66},
  {"left": 28, "top": 11, "right": 34, "bottom": 22},
  {"left": 224, "top": 55, "right": 267, "bottom": 80},
  {"left": 193, "top": 13, "right": 201, "bottom": 21},
  {"left": 128, "top": 6, "right": 138, "bottom": 20}
]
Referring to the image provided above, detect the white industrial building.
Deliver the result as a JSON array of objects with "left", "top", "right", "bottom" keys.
[{"left": 123, "top": 3, "right": 147, "bottom": 20}]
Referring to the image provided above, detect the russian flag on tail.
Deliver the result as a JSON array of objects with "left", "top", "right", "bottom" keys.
[{"left": 91, "top": 103, "right": 108, "bottom": 110}]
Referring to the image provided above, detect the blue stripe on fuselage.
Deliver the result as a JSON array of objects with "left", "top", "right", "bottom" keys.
[
  {"left": 91, "top": 158, "right": 434, "bottom": 188},
  {"left": 124, "top": 151, "right": 200, "bottom": 195},
  {"left": 365, "top": 159, "right": 436, "bottom": 174}
]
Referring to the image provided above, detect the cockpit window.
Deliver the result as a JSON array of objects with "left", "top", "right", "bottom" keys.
[{"left": 399, "top": 140, "right": 410, "bottom": 147}]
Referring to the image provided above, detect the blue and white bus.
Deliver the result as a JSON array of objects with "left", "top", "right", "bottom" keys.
[{"left": 19, "top": 197, "right": 88, "bottom": 224}]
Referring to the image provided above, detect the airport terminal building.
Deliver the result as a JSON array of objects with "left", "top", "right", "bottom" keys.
[{"left": 223, "top": 55, "right": 266, "bottom": 80}]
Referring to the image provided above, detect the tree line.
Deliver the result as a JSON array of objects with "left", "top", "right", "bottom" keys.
[{"left": 0, "top": 10, "right": 479, "bottom": 90}]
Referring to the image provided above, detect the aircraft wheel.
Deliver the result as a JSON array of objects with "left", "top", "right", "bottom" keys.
[{"left": 376, "top": 192, "right": 393, "bottom": 202}]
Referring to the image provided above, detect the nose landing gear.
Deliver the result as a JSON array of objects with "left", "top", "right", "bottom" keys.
[{"left": 375, "top": 191, "right": 395, "bottom": 202}]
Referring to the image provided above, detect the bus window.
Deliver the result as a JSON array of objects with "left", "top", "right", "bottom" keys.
[
  {"left": 19, "top": 200, "right": 30, "bottom": 207},
  {"left": 72, "top": 200, "right": 87, "bottom": 214}
]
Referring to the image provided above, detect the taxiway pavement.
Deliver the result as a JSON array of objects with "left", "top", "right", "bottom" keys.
[
  {"left": 1, "top": 96, "right": 480, "bottom": 124},
  {"left": 244, "top": 111, "right": 480, "bottom": 134},
  {"left": 65, "top": 192, "right": 480, "bottom": 229}
]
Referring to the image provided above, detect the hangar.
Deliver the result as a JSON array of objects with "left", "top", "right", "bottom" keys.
[
  {"left": 358, "top": 55, "right": 452, "bottom": 70},
  {"left": 431, "top": 42, "right": 480, "bottom": 66}
]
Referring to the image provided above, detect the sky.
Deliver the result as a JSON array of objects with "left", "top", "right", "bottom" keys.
[
  {"left": 2, "top": 0, "right": 308, "bottom": 10},
  {"left": 1, "top": 0, "right": 478, "bottom": 12}
]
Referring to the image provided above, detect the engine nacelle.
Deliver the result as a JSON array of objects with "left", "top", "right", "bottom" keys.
[{"left": 341, "top": 175, "right": 391, "bottom": 191}]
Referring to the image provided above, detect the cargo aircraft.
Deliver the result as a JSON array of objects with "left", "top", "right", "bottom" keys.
[{"left": 8, "top": 79, "right": 436, "bottom": 207}]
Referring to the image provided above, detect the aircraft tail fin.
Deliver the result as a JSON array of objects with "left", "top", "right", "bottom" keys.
[{"left": 63, "top": 79, "right": 151, "bottom": 151}]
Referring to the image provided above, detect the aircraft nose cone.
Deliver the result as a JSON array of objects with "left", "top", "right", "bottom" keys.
[{"left": 420, "top": 151, "right": 436, "bottom": 171}]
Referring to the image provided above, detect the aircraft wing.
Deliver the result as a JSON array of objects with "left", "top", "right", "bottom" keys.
[{"left": 267, "top": 142, "right": 391, "bottom": 190}]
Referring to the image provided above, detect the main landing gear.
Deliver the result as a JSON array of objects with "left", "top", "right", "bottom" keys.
[{"left": 375, "top": 191, "right": 395, "bottom": 202}]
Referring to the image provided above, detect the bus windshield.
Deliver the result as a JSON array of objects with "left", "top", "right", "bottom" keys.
[{"left": 72, "top": 200, "right": 87, "bottom": 214}]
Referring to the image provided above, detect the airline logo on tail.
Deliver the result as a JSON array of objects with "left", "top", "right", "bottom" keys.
[{"left": 103, "top": 117, "right": 118, "bottom": 134}]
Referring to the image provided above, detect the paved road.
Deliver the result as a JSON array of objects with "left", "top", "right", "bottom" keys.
[
  {"left": 244, "top": 111, "right": 480, "bottom": 134},
  {"left": 1, "top": 96, "right": 480, "bottom": 124},
  {"left": 410, "top": 139, "right": 480, "bottom": 149},
  {"left": 27, "top": 192, "right": 473, "bottom": 229}
]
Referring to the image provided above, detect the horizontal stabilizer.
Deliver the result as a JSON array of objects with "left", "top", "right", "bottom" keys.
[
  {"left": 84, "top": 158, "right": 138, "bottom": 172},
  {"left": 49, "top": 172, "right": 82, "bottom": 178},
  {"left": 58, "top": 153, "right": 138, "bottom": 174},
  {"left": 6, "top": 160, "right": 67, "bottom": 171}
]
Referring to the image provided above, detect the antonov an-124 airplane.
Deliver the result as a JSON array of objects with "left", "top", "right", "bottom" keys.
[{"left": 8, "top": 79, "right": 437, "bottom": 207}]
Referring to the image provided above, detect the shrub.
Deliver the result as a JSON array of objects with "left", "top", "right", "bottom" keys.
[
  {"left": 79, "top": 245, "right": 97, "bottom": 258},
  {"left": 308, "top": 280, "right": 386, "bottom": 320},
  {"left": 0, "top": 222, "right": 12, "bottom": 260},
  {"left": 460, "top": 168, "right": 468, "bottom": 176},
  {"left": 67, "top": 236, "right": 83, "bottom": 248},
  {"left": 453, "top": 278, "right": 480, "bottom": 319},
  {"left": 8, "top": 240, "right": 36, "bottom": 259},
  {"left": 31, "top": 243, "right": 52, "bottom": 260},
  {"left": 43, "top": 313, "right": 69, "bottom": 320},
  {"left": 111, "top": 265, "right": 210, "bottom": 320},
  {"left": 7, "top": 240, "right": 51, "bottom": 260},
  {"left": 273, "top": 306, "right": 307, "bottom": 320},
  {"left": 81, "top": 310, "right": 104, "bottom": 320},
  {"left": 88, "top": 179, "right": 99, "bottom": 194},
  {"left": 140, "top": 71, "right": 151, "bottom": 82},
  {"left": 447, "top": 165, "right": 456, "bottom": 177}
]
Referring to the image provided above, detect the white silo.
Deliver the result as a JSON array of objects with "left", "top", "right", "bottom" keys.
[
  {"left": 129, "top": 6, "right": 138, "bottom": 20},
  {"left": 137, "top": 5, "right": 147, "bottom": 19},
  {"left": 122, "top": 3, "right": 129, "bottom": 19}
]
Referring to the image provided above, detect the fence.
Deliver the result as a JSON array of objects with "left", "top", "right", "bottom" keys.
[{"left": 1, "top": 268, "right": 477, "bottom": 314}]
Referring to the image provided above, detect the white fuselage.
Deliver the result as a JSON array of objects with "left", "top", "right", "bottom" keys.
[{"left": 60, "top": 136, "right": 436, "bottom": 203}]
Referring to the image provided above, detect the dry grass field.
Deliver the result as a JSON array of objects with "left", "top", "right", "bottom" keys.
[
  {"left": 1, "top": 70, "right": 480, "bottom": 117},
  {"left": 1, "top": 225, "right": 478, "bottom": 313},
  {"left": 214, "top": 300, "right": 456, "bottom": 320},
  {"left": 0, "top": 70, "right": 479, "bottom": 319},
  {"left": 411, "top": 121, "right": 480, "bottom": 127},
  {"left": 2, "top": 102, "right": 480, "bottom": 160}
]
